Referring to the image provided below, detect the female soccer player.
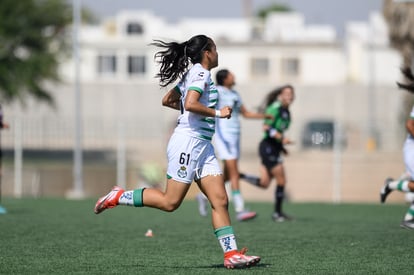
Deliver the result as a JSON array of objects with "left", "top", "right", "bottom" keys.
[
  {"left": 240, "top": 85, "right": 295, "bottom": 222},
  {"left": 380, "top": 67, "right": 414, "bottom": 230},
  {"left": 197, "top": 69, "right": 271, "bottom": 221},
  {"left": 94, "top": 34, "right": 260, "bottom": 268}
]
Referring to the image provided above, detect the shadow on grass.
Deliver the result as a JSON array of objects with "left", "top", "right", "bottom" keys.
[{"left": 133, "top": 263, "right": 271, "bottom": 269}]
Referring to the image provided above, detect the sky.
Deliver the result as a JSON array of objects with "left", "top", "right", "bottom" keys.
[{"left": 79, "top": 0, "right": 383, "bottom": 37}]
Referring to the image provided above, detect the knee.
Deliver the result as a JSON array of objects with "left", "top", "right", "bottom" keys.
[
  {"left": 162, "top": 199, "right": 182, "bottom": 212},
  {"left": 210, "top": 193, "right": 229, "bottom": 210},
  {"left": 260, "top": 180, "right": 271, "bottom": 189}
]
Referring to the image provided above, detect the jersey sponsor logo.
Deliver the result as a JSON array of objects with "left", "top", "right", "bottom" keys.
[
  {"left": 177, "top": 166, "right": 187, "bottom": 178},
  {"left": 194, "top": 71, "right": 205, "bottom": 82}
]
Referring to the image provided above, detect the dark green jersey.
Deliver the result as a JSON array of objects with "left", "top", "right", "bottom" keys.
[{"left": 263, "top": 101, "right": 291, "bottom": 139}]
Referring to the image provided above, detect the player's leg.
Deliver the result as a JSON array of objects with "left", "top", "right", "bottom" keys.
[
  {"left": 225, "top": 158, "right": 256, "bottom": 221},
  {"left": 198, "top": 174, "right": 230, "bottom": 228},
  {"left": 401, "top": 202, "right": 414, "bottom": 229},
  {"left": 381, "top": 140, "right": 414, "bottom": 203},
  {"left": 197, "top": 175, "right": 260, "bottom": 268},
  {"left": 240, "top": 140, "right": 273, "bottom": 188},
  {"left": 198, "top": 145, "right": 260, "bottom": 268},
  {"left": 95, "top": 132, "right": 195, "bottom": 214},
  {"left": 226, "top": 159, "right": 243, "bottom": 212},
  {"left": 271, "top": 163, "right": 292, "bottom": 222},
  {"left": 196, "top": 192, "right": 209, "bottom": 216},
  {"left": 94, "top": 178, "right": 190, "bottom": 214},
  {"left": 139, "top": 178, "right": 190, "bottom": 211}
]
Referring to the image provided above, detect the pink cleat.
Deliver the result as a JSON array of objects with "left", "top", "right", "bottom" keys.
[
  {"left": 94, "top": 186, "right": 124, "bottom": 214},
  {"left": 236, "top": 211, "right": 257, "bottom": 221},
  {"left": 223, "top": 248, "right": 260, "bottom": 269}
]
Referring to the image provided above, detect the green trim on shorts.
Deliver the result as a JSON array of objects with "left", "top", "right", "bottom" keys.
[{"left": 408, "top": 208, "right": 414, "bottom": 216}]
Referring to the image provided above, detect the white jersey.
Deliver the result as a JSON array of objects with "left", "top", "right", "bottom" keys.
[
  {"left": 215, "top": 86, "right": 243, "bottom": 135},
  {"left": 404, "top": 106, "right": 414, "bottom": 179},
  {"left": 173, "top": 63, "right": 218, "bottom": 141},
  {"left": 408, "top": 106, "right": 414, "bottom": 141}
]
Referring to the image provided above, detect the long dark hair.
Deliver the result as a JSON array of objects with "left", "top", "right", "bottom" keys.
[
  {"left": 397, "top": 67, "right": 414, "bottom": 93},
  {"left": 151, "top": 34, "right": 214, "bottom": 87},
  {"left": 259, "top": 84, "right": 294, "bottom": 112},
  {"left": 216, "top": 69, "right": 230, "bottom": 86}
]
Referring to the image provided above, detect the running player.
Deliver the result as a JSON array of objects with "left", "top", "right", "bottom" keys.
[
  {"left": 380, "top": 67, "right": 414, "bottom": 230},
  {"left": 239, "top": 85, "right": 295, "bottom": 222},
  {"left": 94, "top": 34, "right": 260, "bottom": 268},
  {"left": 197, "top": 69, "right": 271, "bottom": 221}
]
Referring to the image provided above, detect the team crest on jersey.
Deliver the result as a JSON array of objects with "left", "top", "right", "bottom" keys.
[{"left": 177, "top": 166, "right": 187, "bottom": 178}]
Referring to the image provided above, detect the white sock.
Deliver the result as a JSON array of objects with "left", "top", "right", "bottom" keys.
[
  {"left": 404, "top": 204, "right": 414, "bottom": 221},
  {"left": 232, "top": 191, "right": 244, "bottom": 213},
  {"left": 214, "top": 226, "right": 238, "bottom": 254},
  {"left": 118, "top": 190, "right": 134, "bottom": 206},
  {"left": 389, "top": 180, "right": 410, "bottom": 192}
]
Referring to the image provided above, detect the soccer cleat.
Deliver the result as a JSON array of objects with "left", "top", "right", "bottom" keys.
[
  {"left": 94, "top": 186, "right": 124, "bottom": 214},
  {"left": 196, "top": 193, "right": 208, "bottom": 217},
  {"left": 380, "top": 178, "right": 393, "bottom": 203},
  {"left": 236, "top": 210, "right": 257, "bottom": 222},
  {"left": 223, "top": 247, "right": 260, "bottom": 269},
  {"left": 272, "top": 212, "right": 293, "bottom": 222},
  {"left": 400, "top": 219, "right": 414, "bottom": 230}
]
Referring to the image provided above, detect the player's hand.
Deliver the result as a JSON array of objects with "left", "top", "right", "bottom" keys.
[
  {"left": 282, "top": 138, "right": 294, "bottom": 145},
  {"left": 220, "top": 106, "right": 232, "bottom": 119},
  {"left": 265, "top": 114, "right": 273, "bottom": 120}
]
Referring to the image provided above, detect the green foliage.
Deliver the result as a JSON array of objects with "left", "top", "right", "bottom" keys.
[
  {"left": 0, "top": 0, "right": 72, "bottom": 105},
  {"left": 0, "top": 198, "right": 413, "bottom": 274},
  {"left": 257, "top": 2, "right": 292, "bottom": 20}
]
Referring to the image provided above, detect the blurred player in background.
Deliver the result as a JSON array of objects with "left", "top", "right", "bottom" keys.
[
  {"left": 239, "top": 85, "right": 295, "bottom": 222},
  {"left": 197, "top": 69, "right": 272, "bottom": 221},
  {"left": 381, "top": 67, "right": 414, "bottom": 230},
  {"left": 94, "top": 34, "right": 260, "bottom": 269}
]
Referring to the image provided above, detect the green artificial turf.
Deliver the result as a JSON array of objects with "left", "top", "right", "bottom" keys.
[{"left": 0, "top": 198, "right": 412, "bottom": 274}]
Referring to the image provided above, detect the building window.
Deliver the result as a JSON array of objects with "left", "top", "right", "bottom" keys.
[
  {"left": 97, "top": 55, "right": 117, "bottom": 74},
  {"left": 128, "top": 55, "right": 146, "bottom": 75},
  {"left": 127, "top": 22, "right": 144, "bottom": 35},
  {"left": 251, "top": 57, "right": 269, "bottom": 76},
  {"left": 281, "top": 57, "right": 300, "bottom": 77}
]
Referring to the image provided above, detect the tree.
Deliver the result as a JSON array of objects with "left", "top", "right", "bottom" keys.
[
  {"left": 383, "top": 0, "right": 414, "bottom": 134},
  {"left": 0, "top": 0, "right": 72, "bottom": 105},
  {"left": 383, "top": 0, "right": 414, "bottom": 68},
  {"left": 257, "top": 3, "right": 292, "bottom": 20}
]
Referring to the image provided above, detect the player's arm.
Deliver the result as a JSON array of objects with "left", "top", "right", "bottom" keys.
[
  {"left": 162, "top": 87, "right": 181, "bottom": 110},
  {"left": 263, "top": 107, "right": 282, "bottom": 139},
  {"left": 240, "top": 105, "right": 273, "bottom": 120},
  {"left": 264, "top": 107, "right": 292, "bottom": 144},
  {"left": 185, "top": 90, "right": 232, "bottom": 118},
  {"left": 406, "top": 118, "right": 414, "bottom": 137}
]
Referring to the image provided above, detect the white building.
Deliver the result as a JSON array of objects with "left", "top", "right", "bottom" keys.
[
  {"left": 3, "top": 10, "right": 404, "bottom": 155},
  {"left": 2, "top": 9, "right": 410, "bottom": 201}
]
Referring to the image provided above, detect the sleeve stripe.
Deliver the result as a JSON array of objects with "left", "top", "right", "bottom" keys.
[{"left": 188, "top": 86, "right": 203, "bottom": 94}]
